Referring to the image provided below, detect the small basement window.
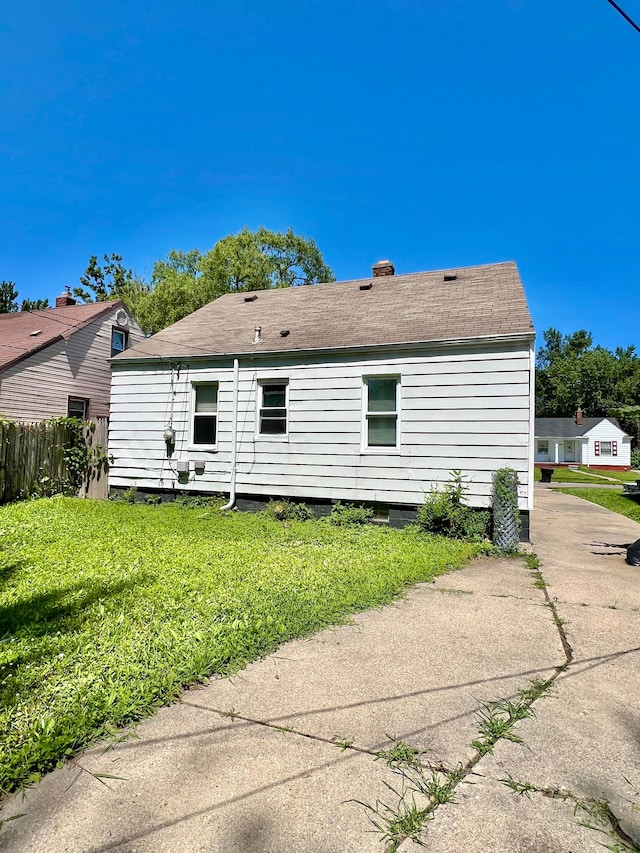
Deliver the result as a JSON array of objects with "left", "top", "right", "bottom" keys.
[
  {"left": 258, "top": 381, "right": 288, "bottom": 435},
  {"left": 192, "top": 383, "right": 218, "bottom": 447}
]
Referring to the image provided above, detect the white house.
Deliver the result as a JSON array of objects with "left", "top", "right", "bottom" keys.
[
  {"left": 534, "top": 415, "right": 632, "bottom": 470},
  {"left": 0, "top": 291, "right": 144, "bottom": 423},
  {"left": 109, "top": 261, "right": 536, "bottom": 536}
]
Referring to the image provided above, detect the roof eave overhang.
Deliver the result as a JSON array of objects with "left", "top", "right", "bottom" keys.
[
  {"left": 111, "top": 331, "right": 535, "bottom": 367},
  {"left": 0, "top": 334, "right": 64, "bottom": 375}
]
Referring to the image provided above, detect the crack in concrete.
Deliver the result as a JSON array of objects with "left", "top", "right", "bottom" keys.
[
  {"left": 387, "top": 554, "right": 576, "bottom": 851},
  {"left": 179, "top": 698, "right": 381, "bottom": 757}
]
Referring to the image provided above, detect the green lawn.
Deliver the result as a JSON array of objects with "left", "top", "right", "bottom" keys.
[
  {"left": 534, "top": 466, "right": 640, "bottom": 484},
  {"left": 0, "top": 497, "right": 478, "bottom": 794},
  {"left": 558, "top": 488, "right": 640, "bottom": 524}
]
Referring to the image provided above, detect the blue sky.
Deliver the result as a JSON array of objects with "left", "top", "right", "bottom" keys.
[{"left": 1, "top": 0, "right": 638, "bottom": 350}]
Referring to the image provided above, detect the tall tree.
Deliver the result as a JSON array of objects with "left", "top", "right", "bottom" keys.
[
  {"left": 21, "top": 298, "right": 49, "bottom": 311},
  {"left": 73, "top": 254, "right": 134, "bottom": 303},
  {"left": 138, "top": 228, "right": 334, "bottom": 335},
  {"left": 0, "top": 281, "right": 18, "bottom": 313},
  {"left": 536, "top": 327, "right": 640, "bottom": 442}
]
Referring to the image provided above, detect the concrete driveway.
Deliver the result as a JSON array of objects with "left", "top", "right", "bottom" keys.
[{"left": 1, "top": 487, "right": 639, "bottom": 852}]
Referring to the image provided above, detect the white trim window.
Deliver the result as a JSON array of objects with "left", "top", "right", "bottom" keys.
[
  {"left": 600, "top": 441, "right": 612, "bottom": 456},
  {"left": 192, "top": 383, "right": 218, "bottom": 447},
  {"left": 68, "top": 396, "right": 89, "bottom": 419},
  {"left": 363, "top": 376, "right": 400, "bottom": 450},
  {"left": 258, "top": 381, "right": 288, "bottom": 436},
  {"left": 111, "top": 327, "right": 128, "bottom": 357}
]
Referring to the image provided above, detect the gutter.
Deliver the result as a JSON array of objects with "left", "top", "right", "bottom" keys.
[
  {"left": 220, "top": 357, "right": 239, "bottom": 511},
  {"left": 111, "top": 331, "right": 537, "bottom": 367}
]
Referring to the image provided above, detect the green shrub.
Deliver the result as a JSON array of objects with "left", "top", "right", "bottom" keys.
[
  {"left": 327, "top": 502, "right": 374, "bottom": 526},
  {"left": 631, "top": 448, "right": 640, "bottom": 470},
  {"left": 264, "top": 500, "right": 313, "bottom": 521},
  {"left": 460, "top": 509, "right": 491, "bottom": 541},
  {"left": 417, "top": 471, "right": 490, "bottom": 542}
]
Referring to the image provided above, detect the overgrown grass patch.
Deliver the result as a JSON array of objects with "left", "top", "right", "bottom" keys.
[
  {"left": 0, "top": 497, "right": 478, "bottom": 794},
  {"left": 558, "top": 488, "right": 640, "bottom": 523}
]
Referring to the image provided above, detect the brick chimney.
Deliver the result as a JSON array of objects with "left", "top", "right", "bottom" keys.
[
  {"left": 55, "top": 286, "right": 76, "bottom": 308},
  {"left": 575, "top": 406, "right": 583, "bottom": 426},
  {"left": 372, "top": 260, "right": 395, "bottom": 277}
]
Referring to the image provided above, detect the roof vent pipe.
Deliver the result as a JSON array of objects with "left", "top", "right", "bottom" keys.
[{"left": 253, "top": 326, "right": 263, "bottom": 344}]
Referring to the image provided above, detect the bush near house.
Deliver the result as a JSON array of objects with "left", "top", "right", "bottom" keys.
[
  {"left": 417, "top": 471, "right": 491, "bottom": 542},
  {"left": 0, "top": 497, "right": 479, "bottom": 794}
]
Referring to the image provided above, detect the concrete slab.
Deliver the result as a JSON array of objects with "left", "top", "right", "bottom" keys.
[
  {"left": 179, "top": 575, "right": 562, "bottom": 765},
  {"left": 398, "top": 772, "right": 604, "bottom": 852},
  {"left": 0, "top": 706, "right": 389, "bottom": 853},
  {"left": 532, "top": 487, "right": 640, "bottom": 609}
]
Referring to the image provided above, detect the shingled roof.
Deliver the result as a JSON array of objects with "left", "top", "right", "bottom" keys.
[
  {"left": 535, "top": 417, "right": 626, "bottom": 437},
  {"left": 0, "top": 301, "right": 123, "bottom": 373},
  {"left": 115, "top": 261, "right": 534, "bottom": 362}
]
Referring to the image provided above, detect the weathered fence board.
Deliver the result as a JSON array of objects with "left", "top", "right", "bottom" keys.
[
  {"left": 78, "top": 417, "right": 109, "bottom": 501},
  {"left": 0, "top": 418, "right": 110, "bottom": 504}
]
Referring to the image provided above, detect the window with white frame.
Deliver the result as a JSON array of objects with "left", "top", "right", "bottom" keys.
[
  {"left": 258, "top": 381, "right": 288, "bottom": 435},
  {"left": 364, "top": 376, "right": 399, "bottom": 449},
  {"left": 537, "top": 440, "right": 549, "bottom": 454},
  {"left": 111, "top": 327, "right": 128, "bottom": 357},
  {"left": 600, "top": 441, "right": 612, "bottom": 456},
  {"left": 68, "top": 396, "right": 89, "bottom": 419},
  {"left": 192, "top": 383, "right": 218, "bottom": 446}
]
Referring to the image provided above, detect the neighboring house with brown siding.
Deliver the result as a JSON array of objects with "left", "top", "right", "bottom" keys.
[
  {"left": 109, "top": 260, "right": 536, "bottom": 536},
  {"left": 0, "top": 291, "right": 145, "bottom": 423}
]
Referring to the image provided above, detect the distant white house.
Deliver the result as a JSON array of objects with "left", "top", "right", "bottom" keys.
[
  {"left": 109, "top": 261, "right": 536, "bottom": 536},
  {"left": 534, "top": 414, "right": 632, "bottom": 470},
  {"left": 0, "top": 292, "right": 145, "bottom": 423}
]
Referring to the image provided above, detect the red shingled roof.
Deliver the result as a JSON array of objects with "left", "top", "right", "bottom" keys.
[{"left": 0, "top": 301, "right": 123, "bottom": 373}]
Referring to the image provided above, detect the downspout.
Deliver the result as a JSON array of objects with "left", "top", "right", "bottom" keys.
[{"left": 221, "top": 357, "right": 239, "bottom": 510}]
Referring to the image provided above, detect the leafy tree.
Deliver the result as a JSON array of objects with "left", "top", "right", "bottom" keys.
[
  {"left": 536, "top": 327, "right": 640, "bottom": 445},
  {"left": 21, "top": 298, "right": 49, "bottom": 311},
  {"left": 138, "top": 227, "right": 334, "bottom": 335},
  {"left": 0, "top": 281, "right": 18, "bottom": 313},
  {"left": 73, "top": 254, "right": 134, "bottom": 303},
  {"left": 134, "top": 250, "right": 211, "bottom": 335}
]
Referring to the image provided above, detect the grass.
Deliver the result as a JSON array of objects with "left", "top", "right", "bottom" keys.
[
  {"left": 558, "top": 488, "right": 640, "bottom": 524},
  {"left": 0, "top": 497, "right": 479, "bottom": 795},
  {"left": 535, "top": 467, "right": 639, "bottom": 484}
]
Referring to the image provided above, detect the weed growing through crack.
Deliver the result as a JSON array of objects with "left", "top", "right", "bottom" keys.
[
  {"left": 375, "top": 736, "right": 424, "bottom": 769},
  {"left": 471, "top": 698, "right": 535, "bottom": 756},
  {"left": 352, "top": 761, "right": 465, "bottom": 851},
  {"left": 501, "top": 776, "right": 640, "bottom": 852}
]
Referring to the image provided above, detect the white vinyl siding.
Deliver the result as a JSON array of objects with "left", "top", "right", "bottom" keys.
[
  {"left": 583, "top": 420, "right": 631, "bottom": 468},
  {"left": 109, "top": 342, "right": 534, "bottom": 511}
]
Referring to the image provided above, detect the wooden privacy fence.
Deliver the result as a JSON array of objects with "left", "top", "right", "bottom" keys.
[
  {"left": 0, "top": 418, "right": 110, "bottom": 504},
  {"left": 79, "top": 417, "right": 109, "bottom": 501}
]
